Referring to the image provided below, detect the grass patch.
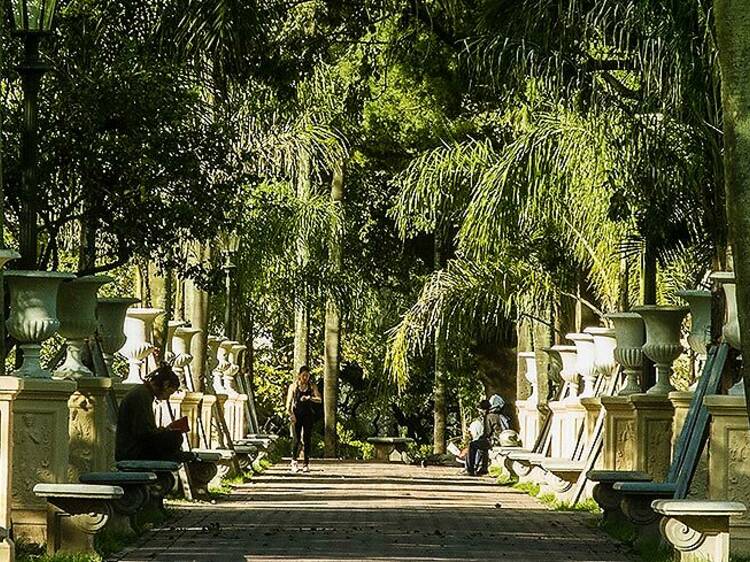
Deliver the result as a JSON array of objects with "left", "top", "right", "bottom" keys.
[
  {"left": 16, "top": 537, "right": 101, "bottom": 562},
  {"left": 598, "top": 517, "right": 673, "bottom": 562},
  {"left": 94, "top": 529, "right": 131, "bottom": 558},
  {"left": 512, "top": 481, "right": 541, "bottom": 497},
  {"left": 489, "top": 464, "right": 517, "bottom": 486}
]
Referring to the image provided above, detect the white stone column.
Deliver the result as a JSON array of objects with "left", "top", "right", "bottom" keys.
[{"left": 0, "top": 377, "right": 22, "bottom": 562}]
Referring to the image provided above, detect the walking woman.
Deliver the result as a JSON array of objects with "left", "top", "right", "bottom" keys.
[{"left": 286, "top": 365, "right": 321, "bottom": 472}]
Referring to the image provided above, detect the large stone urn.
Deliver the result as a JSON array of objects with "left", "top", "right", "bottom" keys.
[
  {"left": 567, "top": 333, "right": 597, "bottom": 398},
  {"left": 710, "top": 272, "right": 739, "bottom": 350},
  {"left": 676, "top": 290, "right": 712, "bottom": 358},
  {"left": 551, "top": 345, "right": 578, "bottom": 401},
  {"left": 519, "top": 352, "right": 539, "bottom": 405},
  {"left": 164, "top": 320, "right": 186, "bottom": 363},
  {"left": 5, "top": 271, "right": 75, "bottom": 378},
  {"left": 586, "top": 327, "right": 618, "bottom": 383},
  {"left": 119, "top": 308, "right": 162, "bottom": 384},
  {"left": 54, "top": 276, "right": 112, "bottom": 379},
  {"left": 211, "top": 337, "right": 229, "bottom": 393},
  {"left": 171, "top": 326, "right": 202, "bottom": 388},
  {"left": 96, "top": 297, "right": 140, "bottom": 379},
  {"left": 541, "top": 347, "right": 564, "bottom": 398},
  {"left": 634, "top": 306, "right": 689, "bottom": 395},
  {"left": 221, "top": 340, "right": 241, "bottom": 396},
  {"left": 607, "top": 312, "right": 645, "bottom": 396}
]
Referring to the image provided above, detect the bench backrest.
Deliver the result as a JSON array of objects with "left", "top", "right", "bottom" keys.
[
  {"left": 673, "top": 343, "right": 728, "bottom": 498},
  {"left": 666, "top": 343, "right": 726, "bottom": 486}
]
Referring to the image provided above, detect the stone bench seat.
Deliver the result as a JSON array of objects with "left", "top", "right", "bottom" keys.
[
  {"left": 116, "top": 460, "right": 181, "bottom": 505},
  {"left": 192, "top": 449, "right": 233, "bottom": 462},
  {"left": 367, "top": 437, "right": 414, "bottom": 462},
  {"left": 652, "top": 500, "right": 746, "bottom": 562},
  {"left": 587, "top": 470, "right": 652, "bottom": 483},
  {"left": 79, "top": 472, "right": 157, "bottom": 535},
  {"left": 34, "top": 483, "right": 123, "bottom": 555},
  {"left": 614, "top": 481, "right": 677, "bottom": 496},
  {"left": 585, "top": 470, "right": 652, "bottom": 523}
]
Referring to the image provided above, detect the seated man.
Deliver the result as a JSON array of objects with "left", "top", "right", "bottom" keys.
[
  {"left": 115, "top": 364, "right": 187, "bottom": 462},
  {"left": 464, "top": 400, "right": 492, "bottom": 476}
]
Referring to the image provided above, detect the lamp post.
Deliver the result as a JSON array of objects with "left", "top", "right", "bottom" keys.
[
  {"left": 10, "top": 0, "right": 59, "bottom": 269},
  {"left": 221, "top": 230, "right": 240, "bottom": 339}
]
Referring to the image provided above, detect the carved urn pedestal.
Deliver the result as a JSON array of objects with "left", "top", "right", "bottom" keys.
[
  {"left": 180, "top": 392, "right": 204, "bottom": 449},
  {"left": 199, "top": 395, "right": 217, "bottom": 449},
  {"left": 580, "top": 397, "right": 604, "bottom": 470},
  {"left": 630, "top": 393, "right": 674, "bottom": 481},
  {"left": 600, "top": 396, "right": 636, "bottom": 471},
  {"left": 516, "top": 352, "right": 543, "bottom": 449},
  {"left": 547, "top": 399, "right": 586, "bottom": 459},
  {"left": 11, "top": 378, "right": 77, "bottom": 543},
  {"left": 704, "top": 395, "right": 750, "bottom": 553},
  {"left": 68, "top": 378, "right": 115, "bottom": 482},
  {"left": 0, "top": 378, "right": 23, "bottom": 562}
]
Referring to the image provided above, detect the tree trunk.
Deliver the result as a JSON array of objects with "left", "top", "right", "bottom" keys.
[
  {"left": 714, "top": 1, "right": 750, "bottom": 413},
  {"left": 433, "top": 233, "right": 447, "bottom": 454},
  {"left": 294, "top": 153, "right": 312, "bottom": 372},
  {"left": 323, "top": 161, "right": 344, "bottom": 458}
]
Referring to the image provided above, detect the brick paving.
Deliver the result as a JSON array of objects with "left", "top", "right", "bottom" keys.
[{"left": 113, "top": 460, "right": 634, "bottom": 562}]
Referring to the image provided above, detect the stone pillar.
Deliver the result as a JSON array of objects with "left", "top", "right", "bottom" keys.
[
  {"left": 180, "top": 392, "right": 203, "bottom": 448},
  {"left": 580, "top": 397, "right": 603, "bottom": 464},
  {"left": 154, "top": 391, "right": 185, "bottom": 429},
  {"left": 0, "top": 378, "right": 22, "bottom": 562},
  {"left": 547, "top": 400, "right": 586, "bottom": 459},
  {"left": 631, "top": 394, "right": 674, "bottom": 480},
  {"left": 234, "top": 394, "right": 248, "bottom": 441},
  {"left": 600, "top": 396, "right": 636, "bottom": 470},
  {"left": 704, "top": 395, "right": 750, "bottom": 552},
  {"left": 68, "top": 378, "right": 115, "bottom": 481},
  {"left": 11, "top": 379, "right": 77, "bottom": 543}
]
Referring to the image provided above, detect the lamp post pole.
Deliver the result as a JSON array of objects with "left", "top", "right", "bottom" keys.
[
  {"left": 223, "top": 253, "right": 236, "bottom": 340},
  {"left": 17, "top": 33, "right": 48, "bottom": 270}
]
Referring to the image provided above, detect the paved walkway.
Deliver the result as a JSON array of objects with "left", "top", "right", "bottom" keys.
[{"left": 114, "top": 461, "right": 633, "bottom": 562}]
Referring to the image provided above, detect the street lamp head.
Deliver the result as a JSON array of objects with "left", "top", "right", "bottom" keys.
[
  {"left": 10, "top": 0, "right": 58, "bottom": 33},
  {"left": 219, "top": 229, "right": 240, "bottom": 255}
]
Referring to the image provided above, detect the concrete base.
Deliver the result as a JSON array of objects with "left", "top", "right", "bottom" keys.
[
  {"left": 516, "top": 399, "right": 543, "bottom": 450},
  {"left": 181, "top": 392, "right": 203, "bottom": 448},
  {"left": 631, "top": 394, "right": 674, "bottom": 480},
  {"left": 200, "top": 395, "right": 217, "bottom": 449},
  {"left": 12, "top": 379, "right": 76, "bottom": 543},
  {"left": 704, "top": 395, "right": 750, "bottom": 553},
  {"left": 600, "top": 396, "right": 636, "bottom": 470}
]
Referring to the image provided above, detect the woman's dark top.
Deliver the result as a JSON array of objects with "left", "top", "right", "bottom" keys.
[{"left": 293, "top": 384, "right": 314, "bottom": 417}]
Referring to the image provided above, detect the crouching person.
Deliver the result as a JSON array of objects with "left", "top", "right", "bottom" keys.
[{"left": 115, "top": 364, "right": 186, "bottom": 461}]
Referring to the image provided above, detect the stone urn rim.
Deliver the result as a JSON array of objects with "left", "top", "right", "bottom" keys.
[
  {"left": 550, "top": 345, "right": 577, "bottom": 352},
  {"left": 65, "top": 274, "right": 114, "bottom": 286},
  {"left": 605, "top": 312, "right": 642, "bottom": 321},
  {"left": 98, "top": 296, "right": 140, "bottom": 305},
  {"left": 231, "top": 344, "right": 247, "bottom": 352},
  {"left": 566, "top": 332, "right": 595, "bottom": 343},
  {"left": 126, "top": 307, "right": 163, "bottom": 319},
  {"left": 709, "top": 271, "right": 735, "bottom": 284},
  {"left": 585, "top": 326, "right": 616, "bottom": 337},
  {"left": 0, "top": 249, "right": 20, "bottom": 265},
  {"left": 633, "top": 305, "right": 690, "bottom": 314},
  {"left": 175, "top": 326, "right": 202, "bottom": 336},
  {"left": 221, "top": 340, "right": 240, "bottom": 349},
  {"left": 675, "top": 289, "right": 711, "bottom": 299},
  {"left": 518, "top": 351, "right": 536, "bottom": 358},
  {"left": 5, "top": 269, "right": 75, "bottom": 280}
]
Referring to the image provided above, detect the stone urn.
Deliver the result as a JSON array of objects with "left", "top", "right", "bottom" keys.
[
  {"left": 221, "top": 340, "right": 240, "bottom": 395},
  {"left": 229, "top": 343, "right": 247, "bottom": 391},
  {"left": 567, "top": 333, "right": 597, "bottom": 398},
  {"left": 550, "top": 345, "right": 578, "bottom": 401},
  {"left": 541, "top": 347, "right": 564, "bottom": 389},
  {"left": 172, "top": 326, "right": 202, "bottom": 387},
  {"left": 211, "top": 337, "right": 230, "bottom": 393},
  {"left": 634, "top": 305, "right": 689, "bottom": 395},
  {"left": 518, "top": 352, "right": 539, "bottom": 405},
  {"left": 164, "top": 320, "right": 186, "bottom": 363},
  {"left": 710, "top": 272, "right": 739, "bottom": 350},
  {"left": 55, "top": 275, "right": 112, "bottom": 379},
  {"left": 585, "top": 327, "right": 618, "bottom": 384},
  {"left": 119, "top": 308, "right": 162, "bottom": 384},
  {"left": 5, "top": 270, "right": 75, "bottom": 378},
  {"left": 676, "top": 290, "right": 712, "bottom": 358},
  {"left": 96, "top": 297, "right": 140, "bottom": 378},
  {"left": 606, "top": 312, "right": 645, "bottom": 396}
]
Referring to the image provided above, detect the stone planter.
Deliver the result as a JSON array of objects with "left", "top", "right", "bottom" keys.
[
  {"left": 607, "top": 312, "right": 645, "bottom": 396},
  {"left": 710, "top": 272, "right": 739, "bottom": 350},
  {"left": 634, "top": 306, "right": 689, "bottom": 396},
  {"left": 96, "top": 298, "right": 139, "bottom": 379},
  {"left": 519, "top": 352, "right": 539, "bottom": 405},
  {"left": 5, "top": 271, "right": 75, "bottom": 379},
  {"left": 550, "top": 345, "right": 578, "bottom": 400},
  {"left": 220, "top": 340, "right": 240, "bottom": 396},
  {"left": 67, "top": 378, "right": 114, "bottom": 481},
  {"left": 171, "top": 327, "right": 201, "bottom": 388},
  {"left": 211, "top": 338, "right": 229, "bottom": 393},
  {"left": 676, "top": 290, "right": 712, "bottom": 358},
  {"left": 55, "top": 276, "right": 112, "bottom": 379},
  {"left": 119, "top": 308, "right": 162, "bottom": 384},
  {"left": 164, "top": 321, "right": 186, "bottom": 364},
  {"left": 567, "top": 333, "right": 597, "bottom": 398},
  {"left": 586, "top": 327, "right": 618, "bottom": 382}
]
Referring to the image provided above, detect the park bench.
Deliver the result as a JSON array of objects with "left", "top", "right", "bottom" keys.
[
  {"left": 34, "top": 483, "right": 123, "bottom": 555},
  {"left": 588, "top": 343, "right": 727, "bottom": 537},
  {"left": 79, "top": 471, "right": 156, "bottom": 535},
  {"left": 116, "top": 460, "right": 180, "bottom": 511},
  {"left": 367, "top": 437, "right": 415, "bottom": 462},
  {"left": 508, "top": 371, "right": 613, "bottom": 485},
  {"left": 652, "top": 499, "right": 746, "bottom": 562}
]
